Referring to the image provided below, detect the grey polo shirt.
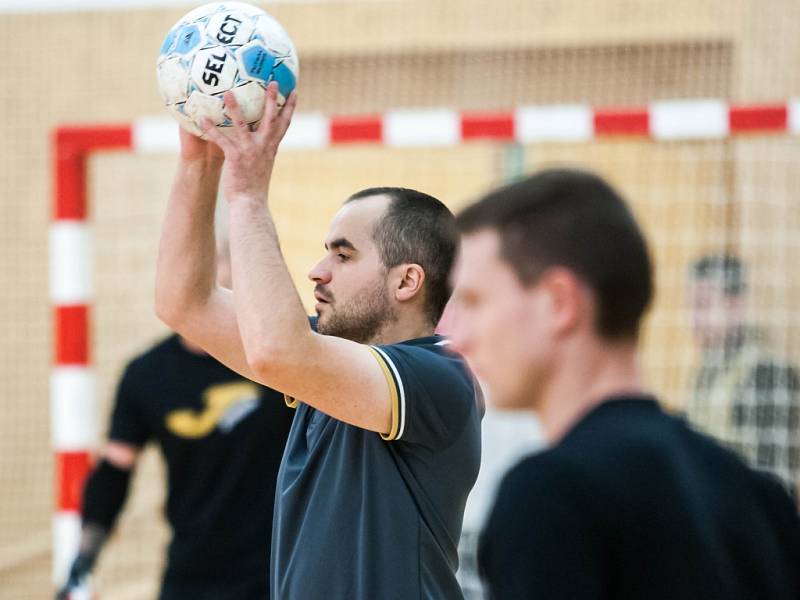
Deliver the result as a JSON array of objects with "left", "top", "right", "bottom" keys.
[{"left": 271, "top": 335, "right": 482, "bottom": 599}]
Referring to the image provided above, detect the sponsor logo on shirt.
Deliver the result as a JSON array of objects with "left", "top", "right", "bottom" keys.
[{"left": 165, "top": 381, "right": 261, "bottom": 438}]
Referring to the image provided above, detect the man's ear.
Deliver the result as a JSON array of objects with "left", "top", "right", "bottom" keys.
[
  {"left": 395, "top": 264, "right": 426, "bottom": 303},
  {"left": 537, "top": 267, "right": 586, "bottom": 337}
]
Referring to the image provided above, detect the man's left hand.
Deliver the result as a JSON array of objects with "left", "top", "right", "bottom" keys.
[{"left": 200, "top": 81, "right": 297, "bottom": 204}]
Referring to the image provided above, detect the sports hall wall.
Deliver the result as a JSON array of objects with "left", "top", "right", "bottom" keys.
[{"left": 2, "top": 0, "right": 800, "bottom": 596}]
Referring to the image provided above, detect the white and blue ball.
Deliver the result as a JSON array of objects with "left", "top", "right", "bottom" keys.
[{"left": 157, "top": 2, "right": 299, "bottom": 136}]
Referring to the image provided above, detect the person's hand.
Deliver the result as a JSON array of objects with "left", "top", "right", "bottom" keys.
[
  {"left": 54, "top": 555, "right": 92, "bottom": 600},
  {"left": 200, "top": 81, "right": 297, "bottom": 203},
  {"left": 179, "top": 122, "right": 225, "bottom": 165}
]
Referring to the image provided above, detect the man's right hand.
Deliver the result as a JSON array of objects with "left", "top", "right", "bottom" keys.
[
  {"left": 55, "top": 520, "right": 110, "bottom": 600},
  {"left": 179, "top": 123, "right": 225, "bottom": 165},
  {"left": 55, "top": 555, "right": 93, "bottom": 600}
]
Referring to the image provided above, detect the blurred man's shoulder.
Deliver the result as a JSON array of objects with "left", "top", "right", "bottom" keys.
[{"left": 123, "top": 334, "right": 182, "bottom": 371}]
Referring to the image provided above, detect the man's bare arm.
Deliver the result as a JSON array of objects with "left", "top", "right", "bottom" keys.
[
  {"left": 229, "top": 199, "right": 392, "bottom": 434},
  {"left": 154, "top": 126, "right": 257, "bottom": 381},
  {"left": 201, "top": 85, "right": 392, "bottom": 435}
]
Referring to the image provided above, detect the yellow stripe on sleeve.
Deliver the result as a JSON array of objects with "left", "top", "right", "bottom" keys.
[{"left": 367, "top": 346, "right": 400, "bottom": 441}]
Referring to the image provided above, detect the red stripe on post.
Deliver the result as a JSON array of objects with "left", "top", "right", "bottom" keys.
[
  {"left": 55, "top": 305, "right": 89, "bottom": 365},
  {"left": 330, "top": 115, "right": 383, "bottom": 143},
  {"left": 53, "top": 126, "right": 131, "bottom": 220},
  {"left": 56, "top": 451, "right": 92, "bottom": 512},
  {"left": 594, "top": 108, "right": 649, "bottom": 136},
  {"left": 54, "top": 148, "right": 87, "bottom": 220},
  {"left": 729, "top": 104, "right": 787, "bottom": 133},
  {"left": 55, "top": 125, "right": 132, "bottom": 153},
  {"left": 461, "top": 112, "right": 514, "bottom": 140}
]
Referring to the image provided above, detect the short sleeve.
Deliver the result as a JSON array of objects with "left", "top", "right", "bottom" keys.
[
  {"left": 369, "top": 342, "right": 478, "bottom": 448},
  {"left": 108, "top": 363, "right": 151, "bottom": 447},
  {"left": 478, "top": 457, "right": 604, "bottom": 599}
]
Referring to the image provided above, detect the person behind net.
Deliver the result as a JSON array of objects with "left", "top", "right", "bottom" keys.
[
  {"left": 685, "top": 252, "right": 800, "bottom": 498},
  {"left": 56, "top": 241, "right": 295, "bottom": 600},
  {"left": 448, "top": 168, "right": 800, "bottom": 600},
  {"left": 153, "top": 83, "right": 482, "bottom": 599}
]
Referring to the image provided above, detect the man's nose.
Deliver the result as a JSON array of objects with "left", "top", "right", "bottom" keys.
[{"left": 308, "top": 260, "right": 332, "bottom": 284}]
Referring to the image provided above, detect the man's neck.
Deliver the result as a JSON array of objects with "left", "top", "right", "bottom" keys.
[
  {"left": 536, "top": 340, "right": 644, "bottom": 445},
  {"left": 178, "top": 335, "right": 207, "bottom": 356},
  {"left": 368, "top": 314, "right": 434, "bottom": 346}
]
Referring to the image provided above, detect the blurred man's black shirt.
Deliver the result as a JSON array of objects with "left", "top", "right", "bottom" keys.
[{"left": 479, "top": 396, "right": 800, "bottom": 599}]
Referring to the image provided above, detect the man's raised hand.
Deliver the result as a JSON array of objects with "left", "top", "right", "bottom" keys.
[
  {"left": 200, "top": 81, "right": 298, "bottom": 203},
  {"left": 178, "top": 120, "right": 225, "bottom": 165}
]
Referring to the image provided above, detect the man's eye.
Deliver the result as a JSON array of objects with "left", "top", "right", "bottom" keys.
[{"left": 337, "top": 253, "right": 350, "bottom": 262}]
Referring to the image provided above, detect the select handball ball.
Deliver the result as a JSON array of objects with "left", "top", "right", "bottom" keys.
[{"left": 157, "top": 2, "right": 299, "bottom": 136}]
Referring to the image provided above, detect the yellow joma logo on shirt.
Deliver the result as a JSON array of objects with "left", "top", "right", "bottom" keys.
[{"left": 166, "top": 381, "right": 260, "bottom": 438}]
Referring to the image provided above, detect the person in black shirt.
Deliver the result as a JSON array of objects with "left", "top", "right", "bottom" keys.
[
  {"left": 449, "top": 168, "right": 800, "bottom": 599},
  {"left": 57, "top": 246, "right": 294, "bottom": 600}
]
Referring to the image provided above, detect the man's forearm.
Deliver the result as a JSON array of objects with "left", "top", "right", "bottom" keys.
[
  {"left": 228, "top": 196, "right": 312, "bottom": 368},
  {"left": 75, "top": 521, "right": 108, "bottom": 569},
  {"left": 155, "top": 158, "right": 223, "bottom": 327}
]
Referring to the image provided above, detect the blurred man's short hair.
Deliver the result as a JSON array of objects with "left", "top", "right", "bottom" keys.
[{"left": 456, "top": 168, "right": 652, "bottom": 341}]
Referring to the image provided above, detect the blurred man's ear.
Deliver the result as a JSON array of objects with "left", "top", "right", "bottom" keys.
[{"left": 536, "top": 267, "right": 588, "bottom": 338}]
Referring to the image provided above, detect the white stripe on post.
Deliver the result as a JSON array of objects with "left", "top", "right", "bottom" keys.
[
  {"left": 51, "top": 368, "right": 97, "bottom": 451},
  {"left": 134, "top": 113, "right": 331, "bottom": 152},
  {"left": 514, "top": 104, "right": 593, "bottom": 142},
  {"left": 53, "top": 511, "right": 81, "bottom": 583},
  {"left": 383, "top": 109, "right": 460, "bottom": 147},
  {"left": 133, "top": 117, "right": 179, "bottom": 154},
  {"left": 650, "top": 99, "right": 729, "bottom": 140},
  {"left": 281, "top": 112, "right": 330, "bottom": 150},
  {"left": 788, "top": 99, "right": 800, "bottom": 135},
  {"left": 49, "top": 222, "right": 92, "bottom": 304}
]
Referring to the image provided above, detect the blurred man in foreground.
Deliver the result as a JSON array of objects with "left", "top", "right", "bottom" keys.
[
  {"left": 449, "top": 168, "right": 800, "bottom": 599},
  {"left": 686, "top": 253, "right": 800, "bottom": 496}
]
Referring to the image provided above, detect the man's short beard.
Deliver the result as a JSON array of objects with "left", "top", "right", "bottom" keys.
[{"left": 317, "top": 276, "right": 398, "bottom": 343}]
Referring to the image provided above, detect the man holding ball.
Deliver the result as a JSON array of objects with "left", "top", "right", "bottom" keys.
[{"left": 155, "top": 83, "right": 482, "bottom": 599}]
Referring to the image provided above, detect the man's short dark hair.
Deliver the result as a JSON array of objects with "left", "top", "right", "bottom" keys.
[
  {"left": 347, "top": 187, "right": 457, "bottom": 325},
  {"left": 456, "top": 168, "right": 652, "bottom": 341},
  {"left": 689, "top": 253, "right": 746, "bottom": 296}
]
